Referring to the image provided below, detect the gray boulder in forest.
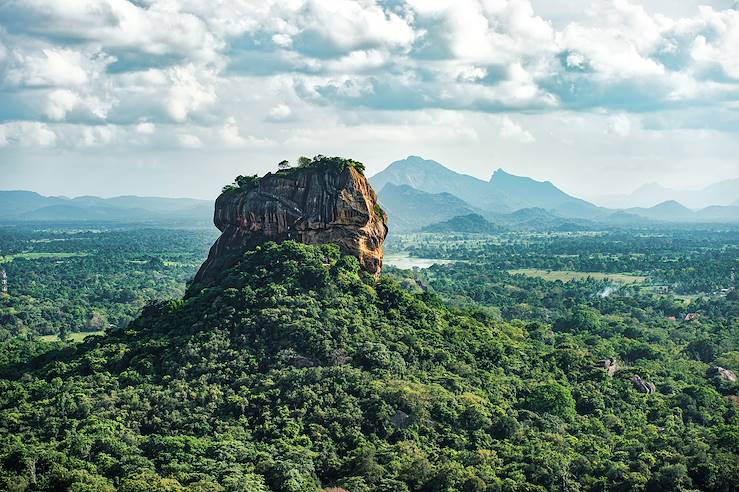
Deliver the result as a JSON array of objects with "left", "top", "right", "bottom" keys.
[
  {"left": 710, "top": 366, "right": 737, "bottom": 382},
  {"left": 631, "top": 376, "right": 656, "bottom": 394},
  {"left": 602, "top": 358, "right": 620, "bottom": 377}
]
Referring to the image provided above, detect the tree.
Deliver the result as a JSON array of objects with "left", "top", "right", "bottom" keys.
[
  {"left": 523, "top": 381, "right": 577, "bottom": 419},
  {"left": 685, "top": 338, "right": 717, "bottom": 363},
  {"left": 278, "top": 160, "right": 291, "bottom": 170}
]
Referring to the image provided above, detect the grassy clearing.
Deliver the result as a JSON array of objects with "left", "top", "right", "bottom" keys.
[
  {"left": 508, "top": 268, "right": 647, "bottom": 284},
  {"left": 673, "top": 294, "right": 700, "bottom": 304},
  {"left": 0, "top": 252, "right": 89, "bottom": 263},
  {"left": 39, "top": 330, "right": 105, "bottom": 343}
]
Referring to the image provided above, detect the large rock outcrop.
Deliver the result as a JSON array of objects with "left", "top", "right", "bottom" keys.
[
  {"left": 710, "top": 366, "right": 737, "bottom": 382},
  {"left": 631, "top": 375, "right": 657, "bottom": 394},
  {"left": 192, "top": 161, "right": 388, "bottom": 288}
]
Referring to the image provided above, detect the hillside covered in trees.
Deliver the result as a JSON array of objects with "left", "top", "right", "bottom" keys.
[{"left": 1, "top": 241, "right": 738, "bottom": 491}]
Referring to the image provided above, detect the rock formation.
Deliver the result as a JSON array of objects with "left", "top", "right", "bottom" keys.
[
  {"left": 602, "top": 358, "right": 620, "bottom": 377},
  {"left": 710, "top": 366, "right": 737, "bottom": 382},
  {"left": 631, "top": 375, "right": 656, "bottom": 394},
  {"left": 192, "top": 158, "right": 388, "bottom": 288}
]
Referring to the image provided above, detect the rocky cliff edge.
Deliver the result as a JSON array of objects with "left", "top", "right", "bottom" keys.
[{"left": 192, "top": 157, "right": 388, "bottom": 289}]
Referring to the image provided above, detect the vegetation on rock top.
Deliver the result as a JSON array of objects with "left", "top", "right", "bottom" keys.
[{"left": 222, "top": 156, "right": 366, "bottom": 194}]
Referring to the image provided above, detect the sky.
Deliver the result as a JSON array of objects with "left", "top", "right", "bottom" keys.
[{"left": 0, "top": 0, "right": 738, "bottom": 202}]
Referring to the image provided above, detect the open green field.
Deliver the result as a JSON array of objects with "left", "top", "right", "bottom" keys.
[
  {"left": 38, "top": 330, "right": 105, "bottom": 343},
  {"left": 508, "top": 268, "right": 647, "bottom": 284},
  {"left": 0, "top": 252, "right": 89, "bottom": 263}
]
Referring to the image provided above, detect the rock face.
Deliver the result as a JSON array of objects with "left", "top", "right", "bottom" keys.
[
  {"left": 711, "top": 366, "right": 737, "bottom": 382},
  {"left": 631, "top": 375, "right": 657, "bottom": 394},
  {"left": 192, "top": 163, "right": 388, "bottom": 288},
  {"left": 602, "top": 358, "right": 620, "bottom": 377}
]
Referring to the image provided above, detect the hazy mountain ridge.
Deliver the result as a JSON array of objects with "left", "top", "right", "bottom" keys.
[
  {"left": 598, "top": 178, "right": 739, "bottom": 209},
  {"left": 4, "top": 157, "right": 738, "bottom": 229},
  {"left": 377, "top": 183, "right": 480, "bottom": 231},
  {"left": 624, "top": 200, "right": 739, "bottom": 223},
  {"left": 421, "top": 213, "right": 506, "bottom": 234},
  {"left": 371, "top": 156, "right": 511, "bottom": 212},
  {"left": 371, "top": 156, "right": 605, "bottom": 220},
  {"left": 0, "top": 190, "right": 212, "bottom": 224},
  {"left": 372, "top": 157, "right": 739, "bottom": 231}
]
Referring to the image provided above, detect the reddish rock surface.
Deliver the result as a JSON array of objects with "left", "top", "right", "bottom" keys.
[{"left": 192, "top": 164, "right": 388, "bottom": 287}]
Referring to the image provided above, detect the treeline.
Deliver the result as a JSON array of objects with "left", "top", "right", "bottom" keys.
[
  {"left": 399, "top": 230, "right": 739, "bottom": 294},
  {"left": 0, "top": 227, "right": 216, "bottom": 340},
  {"left": 0, "top": 242, "right": 737, "bottom": 491}
]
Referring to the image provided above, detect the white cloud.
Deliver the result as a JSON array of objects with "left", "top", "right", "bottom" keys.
[
  {"left": 165, "top": 65, "right": 217, "bottom": 122},
  {"left": 4, "top": 48, "right": 91, "bottom": 87},
  {"left": 499, "top": 115, "right": 535, "bottom": 143},
  {"left": 177, "top": 133, "right": 202, "bottom": 148},
  {"left": 294, "top": 0, "right": 416, "bottom": 54},
  {"left": 2, "top": 0, "right": 739, "bottom": 128},
  {"left": 607, "top": 114, "right": 632, "bottom": 137},
  {"left": 220, "top": 117, "right": 247, "bottom": 147},
  {"left": 0, "top": 121, "right": 57, "bottom": 147},
  {"left": 267, "top": 104, "right": 292, "bottom": 121},
  {"left": 81, "top": 125, "right": 117, "bottom": 147},
  {"left": 686, "top": 8, "right": 739, "bottom": 80},
  {"left": 2, "top": 0, "right": 221, "bottom": 63},
  {"left": 0, "top": 0, "right": 738, "bottom": 175},
  {"left": 135, "top": 121, "right": 155, "bottom": 134},
  {"left": 45, "top": 89, "right": 80, "bottom": 121},
  {"left": 220, "top": 117, "right": 274, "bottom": 148}
]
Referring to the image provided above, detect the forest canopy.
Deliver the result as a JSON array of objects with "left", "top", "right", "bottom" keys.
[{"left": 1, "top": 241, "right": 737, "bottom": 491}]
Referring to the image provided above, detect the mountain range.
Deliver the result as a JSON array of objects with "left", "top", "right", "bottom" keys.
[
  {"left": 371, "top": 156, "right": 604, "bottom": 219},
  {"left": 622, "top": 200, "right": 739, "bottom": 223},
  {"left": 0, "top": 190, "right": 212, "bottom": 224},
  {"left": 2, "top": 156, "right": 738, "bottom": 229},
  {"left": 371, "top": 156, "right": 739, "bottom": 231},
  {"left": 597, "top": 178, "right": 739, "bottom": 209}
]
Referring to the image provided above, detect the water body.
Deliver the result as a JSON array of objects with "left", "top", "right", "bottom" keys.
[{"left": 384, "top": 253, "right": 455, "bottom": 269}]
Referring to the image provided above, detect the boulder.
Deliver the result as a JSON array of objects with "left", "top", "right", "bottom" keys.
[
  {"left": 710, "top": 366, "right": 737, "bottom": 382},
  {"left": 631, "top": 375, "right": 656, "bottom": 394},
  {"left": 391, "top": 409, "right": 411, "bottom": 428},
  {"left": 602, "top": 358, "right": 620, "bottom": 377}
]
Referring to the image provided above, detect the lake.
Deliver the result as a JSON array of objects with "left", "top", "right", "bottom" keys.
[{"left": 384, "top": 253, "right": 455, "bottom": 269}]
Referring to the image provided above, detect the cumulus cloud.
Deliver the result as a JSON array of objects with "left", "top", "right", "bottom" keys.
[
  {"left": 45, "top": 90, "right": 79, "bottom": 121},
  {"left": 1, "top": 0, "right": 739, "bottom": 153},
  {"left": 499, "top": 115, "right": 535, "bottom": 143},
  {"left": 0, "top": 121, "right": 56, "bottom": 147},
  {"left": 135, "top": 121, "right": 155, "bottom": 134},
  {"left": 220, "top": 117, "right": 274, "bottom": 148},
  {"left": 165, "top": 64, "right": 217, "bottom": 122},
  {"left": 3, "top": 48, "right": 91, "bottom": 87},
  {"left": 81, "top": 125, "right": 117, "bottom": 147},
  {"left": 607, "top": 114, "right": 632, "bottom": 137},
  {"left": 265, "top": 103, "right": 292, "bottom": 122},
  {"left": 0, "top": 0, "right": 221, "bottom": 66},
  {"left": 177, "top": 133, "right": 202, "bottom": 148}
]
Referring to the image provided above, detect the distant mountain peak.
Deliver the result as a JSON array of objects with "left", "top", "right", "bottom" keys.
[
  {"left": 633, "top": 181, "right": 668, "bottom": 192},
  {"left": 652, "top": 200, "right": 691, "bottom": 211},
  {"left": 371, "top": 156, "right": 601, "bottom": 220},
  {"left": 390, "top": 155, "right": 445, "bottom": 168},
  {"left": 489, "top": 168, "right": 553, "bottom": 186}
]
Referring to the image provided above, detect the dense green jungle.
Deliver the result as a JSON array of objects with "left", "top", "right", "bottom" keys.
[{"left": 0, "top": 223, "right": 737, "bottom": 491}]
